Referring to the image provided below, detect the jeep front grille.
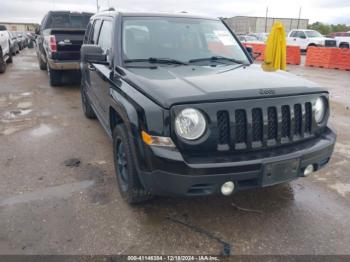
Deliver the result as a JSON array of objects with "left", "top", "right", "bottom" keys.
[{"left": 216, "top": 102, "right": 314, "bottom": 151}]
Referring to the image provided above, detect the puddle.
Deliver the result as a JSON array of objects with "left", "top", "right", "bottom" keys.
[
  {"left": 30, "top": 124, "right": 53, "bottom": 137},
  {"left": 329, "top": 183, "right": 350, "bottom": 197},
  {"left": 17, "top": 101, "right": 32, "bottom": 109},
  {"left": 3, "top": 109, "right": 32, "bottom": 119},
  {"left": 21, "top": 92, "right": 32, "bottom": 96},
  {"left": 0, "top": 180, "right": 94, "bottom": 206}
]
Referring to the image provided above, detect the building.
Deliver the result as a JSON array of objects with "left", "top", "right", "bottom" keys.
[
  {"left": 224, "top": 16, "right": 309, "bottom": 34},
  {"left": 0, "top": 22, "right": 38, "bottom": 32}
]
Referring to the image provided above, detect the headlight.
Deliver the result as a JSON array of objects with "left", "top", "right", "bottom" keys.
[
  {"left": 315, "top": 97, "right": 327, "bottom": 124},
  {"left": 175, "top": 108, "right": 206, "bottom": 140}
]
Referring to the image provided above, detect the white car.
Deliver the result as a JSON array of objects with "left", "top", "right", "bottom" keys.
[
  {"left": 287, "top": 29, "right": 337, "bottom": 51},
  {"left": 0, "top": 24, "right": 13, "bottom": 73}
]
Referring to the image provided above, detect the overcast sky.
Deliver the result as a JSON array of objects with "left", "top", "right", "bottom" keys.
[{"left": 1, "top": 0, "right": 349, "bottom": 25}]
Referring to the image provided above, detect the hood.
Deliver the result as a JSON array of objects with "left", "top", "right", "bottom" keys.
[{"left": 125, "top": 64, "right": 325, "bottom": 109}]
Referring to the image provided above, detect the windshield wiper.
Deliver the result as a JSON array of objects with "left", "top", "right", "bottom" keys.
[
  {"left": 124, "top": 57, "right": 188, "bottom": 65},
  {"left": 188, "top": 56, "right": 246, "bottom": 65}
]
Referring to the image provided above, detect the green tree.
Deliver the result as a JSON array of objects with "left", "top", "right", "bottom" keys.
[{"left": 308, "top": 22, "right": 350, "bottom": 35}]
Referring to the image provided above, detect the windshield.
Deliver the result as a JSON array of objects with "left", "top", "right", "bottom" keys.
[
  {"left": 46, "top": 13, "right": 91, "bottom": 29},
  {"left": 122, "top": 17, "right": 250, "bottom": 65},
  {"left": 305, "top": 30, "right": 322, "bottom": 38}
]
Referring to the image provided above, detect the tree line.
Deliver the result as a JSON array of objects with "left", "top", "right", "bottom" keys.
[{"left": 308, "top": 22, "right": 350, "bottom": 35}]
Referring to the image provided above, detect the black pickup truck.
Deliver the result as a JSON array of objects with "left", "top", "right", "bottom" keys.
[
  {"left": 80, "top": 11, "right": 336, "bottom": 204},
  {"left": 35, "top": 11, "right": 92, "bottom": 86}
]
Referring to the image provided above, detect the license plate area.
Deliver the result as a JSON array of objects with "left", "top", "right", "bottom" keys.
[{"left": 262, "top": 158, "right": 300, "bottom": 186}]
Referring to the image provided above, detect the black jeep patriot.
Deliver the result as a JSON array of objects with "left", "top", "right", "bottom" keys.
[{"left": 80, "top": 11, "right": 336, "bottom": 203}]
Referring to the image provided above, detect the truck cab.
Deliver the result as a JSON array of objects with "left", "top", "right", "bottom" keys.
[
  {"left": 35, "top": 11, "right": 92, "bottom": 86},
  {"left": 287, "top": 29, "right": 337, "bottom": 51},
  {"left": 80, "top": 11, "right": 336, "bottom": 203}
]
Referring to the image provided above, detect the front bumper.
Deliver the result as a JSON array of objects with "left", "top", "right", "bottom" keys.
[
  {"left": 47, "top": 58, "right": 80, "bottom": 70},
  {"left": 138, "top": 128, "right": 336, "bottom": 197}
]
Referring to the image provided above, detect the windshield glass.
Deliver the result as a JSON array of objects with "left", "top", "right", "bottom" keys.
[
  {"left": 305, "top": 30, "right": 322, "bottom": 38},
  {"left": 46, "top": 13, "right": 91, "bottom": 29},
  {"left": 122, "top": 17, "right": 250, "bottom": 64}
]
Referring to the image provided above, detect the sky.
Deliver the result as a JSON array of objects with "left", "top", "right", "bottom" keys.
[{"left": 0, "top": 0, "right": 349, "bottom": 25}]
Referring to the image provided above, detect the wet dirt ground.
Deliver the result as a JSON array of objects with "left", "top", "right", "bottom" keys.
[{"left": 0, "top": 49, "right": 350, "bottom": 255}]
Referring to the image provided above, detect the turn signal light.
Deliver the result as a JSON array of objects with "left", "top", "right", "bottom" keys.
[{"left": 142, "top": 131, "right": 175, "bottom": 147}]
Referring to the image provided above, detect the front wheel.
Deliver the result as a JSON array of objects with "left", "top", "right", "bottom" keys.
[
  {"left": 113, "top": 124, "right": 152, "bottom": 204},
  {"left": 38, "top": 56, "right": 47, "bottom": 70},
  {"left": 7, "top": 50, "right": 13, "bottom": 64},
  {"left": 0, "top": 52, "right": 6, "bottom": 73}
]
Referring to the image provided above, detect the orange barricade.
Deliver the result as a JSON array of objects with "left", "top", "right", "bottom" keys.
[
  {"left": 328, "top": 48, "right": 350, "bottom": 70},
  {"left": 305, "top": 47, "right": 334, "bottom": 68},
  {"left": 286, "top": 45, "right": 301, "bottom": 65},
  {"left": 306, "top": 47, "right": 350, "bottom": 71},
  {"left": 243, "top": 43, "right": 301, "bottom": 65}
]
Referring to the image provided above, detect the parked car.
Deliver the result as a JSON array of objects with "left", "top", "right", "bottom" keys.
[
  {"left": 80, "top": 11, "right": 336, "bottom": 203},
  {"left": 329, "top": 32, "right": 350, "bottom": 48},
  {"left": 238, "top": 34, "right": 261, "bottom": 43},
  {"left": 0, "top": 25, "right": 13, "bottom": 73},
  {"left": 287, "top": 29, "right": 337, "bottom": 51},
  {"left": 13, "top": 32, "right": 25, "bottom": 50},
  {"left": 35, "top": 11, "right": 93, "bottom": 86},
  {"left": 8, "top": 31, "right": 20, "bottom": 55},
  {"left": 249, "top": 32, "right": 269, "bottom": 42}
]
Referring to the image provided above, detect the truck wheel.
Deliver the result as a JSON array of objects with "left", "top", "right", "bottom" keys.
[
  {"left": 38, "top": 57, "right": 47, "bottom": 70},
  {"left": 48, "top": 67, "right": 62, "bottom": 86},
  {"left": 113, "top": 124, "right": 152, "bottom": 204},
  {"left": 80, "top": 83, "right": 96, "bottom": 119},
  {"left": 7, "top": 50, "right": 13, "bottom": 64},
  {"left": 0, "top": 50, "right": 6, "bottom": 73}
]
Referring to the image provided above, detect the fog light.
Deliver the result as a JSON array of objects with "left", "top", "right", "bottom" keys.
[
  {"left": 221, "top": 181, "right": 235, "bottom": 196},
  {"left": 303, "top": 164, "right": 314, "bottom": 177}
]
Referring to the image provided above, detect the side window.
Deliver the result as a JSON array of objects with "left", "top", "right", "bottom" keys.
[
  {"left": 290, "top": 31, "right": 297, "bottom": 37},
  {"left": 97, "top": 20, "right": 112, "bottom": 53},
  {"left": 296, "top": 31, "right": 306, "bottom": 39},
  {"left": 91, "top": 19, "right": 102, "bottom": 44}
]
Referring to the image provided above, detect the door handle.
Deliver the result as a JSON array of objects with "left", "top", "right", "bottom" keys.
[{"left": 88, "top": 64, "right": 96, "bottom": 71}]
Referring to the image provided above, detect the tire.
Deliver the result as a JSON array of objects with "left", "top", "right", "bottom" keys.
[
  {"left": 7, "top": 50, "right": 13, "bottom": 64},
  {"left": 0, "top": 50, "right": 6, "bottom": 73},
  {"left": 48, "top": 66, "right": 62, "bottom": 86},
  {"left": 38, "top": 56, "right": 47, "bottom": 70},
  {"left": 80, "top": 83, "right": 96, "bottom": 119},
  {"left": 339, "top": 43, "right": 349, "bottom": 49},
  {"left": 113, "top": 124, "right": 152, "bottom": 204}
]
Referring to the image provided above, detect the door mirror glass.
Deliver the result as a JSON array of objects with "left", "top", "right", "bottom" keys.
[{"left": 81, "top": 44, "right": 108, "bottom": 65}]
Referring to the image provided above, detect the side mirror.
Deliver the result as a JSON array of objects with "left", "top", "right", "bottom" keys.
[
  {"left": 299, "top": 35, "right": 306, "bottom": 39},
  {"left": 245, "top": 46, "right": 261, "bottom": 60},
  {"left": 246, "top": 46, "right": 254, "bottom": 58},
  {"left": 81, "top": 44, "right": 108, "bottom": 65}
]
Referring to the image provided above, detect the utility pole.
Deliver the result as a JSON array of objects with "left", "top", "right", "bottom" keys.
[
  {"left": 265, "top": 6, "right": 269, "bottom": 33},
  {"left": 297, "top": 6, "right": 302, "bottom": 29},
  {"left": 96, "top": 0, "right": 99, "bottom": 12}
]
